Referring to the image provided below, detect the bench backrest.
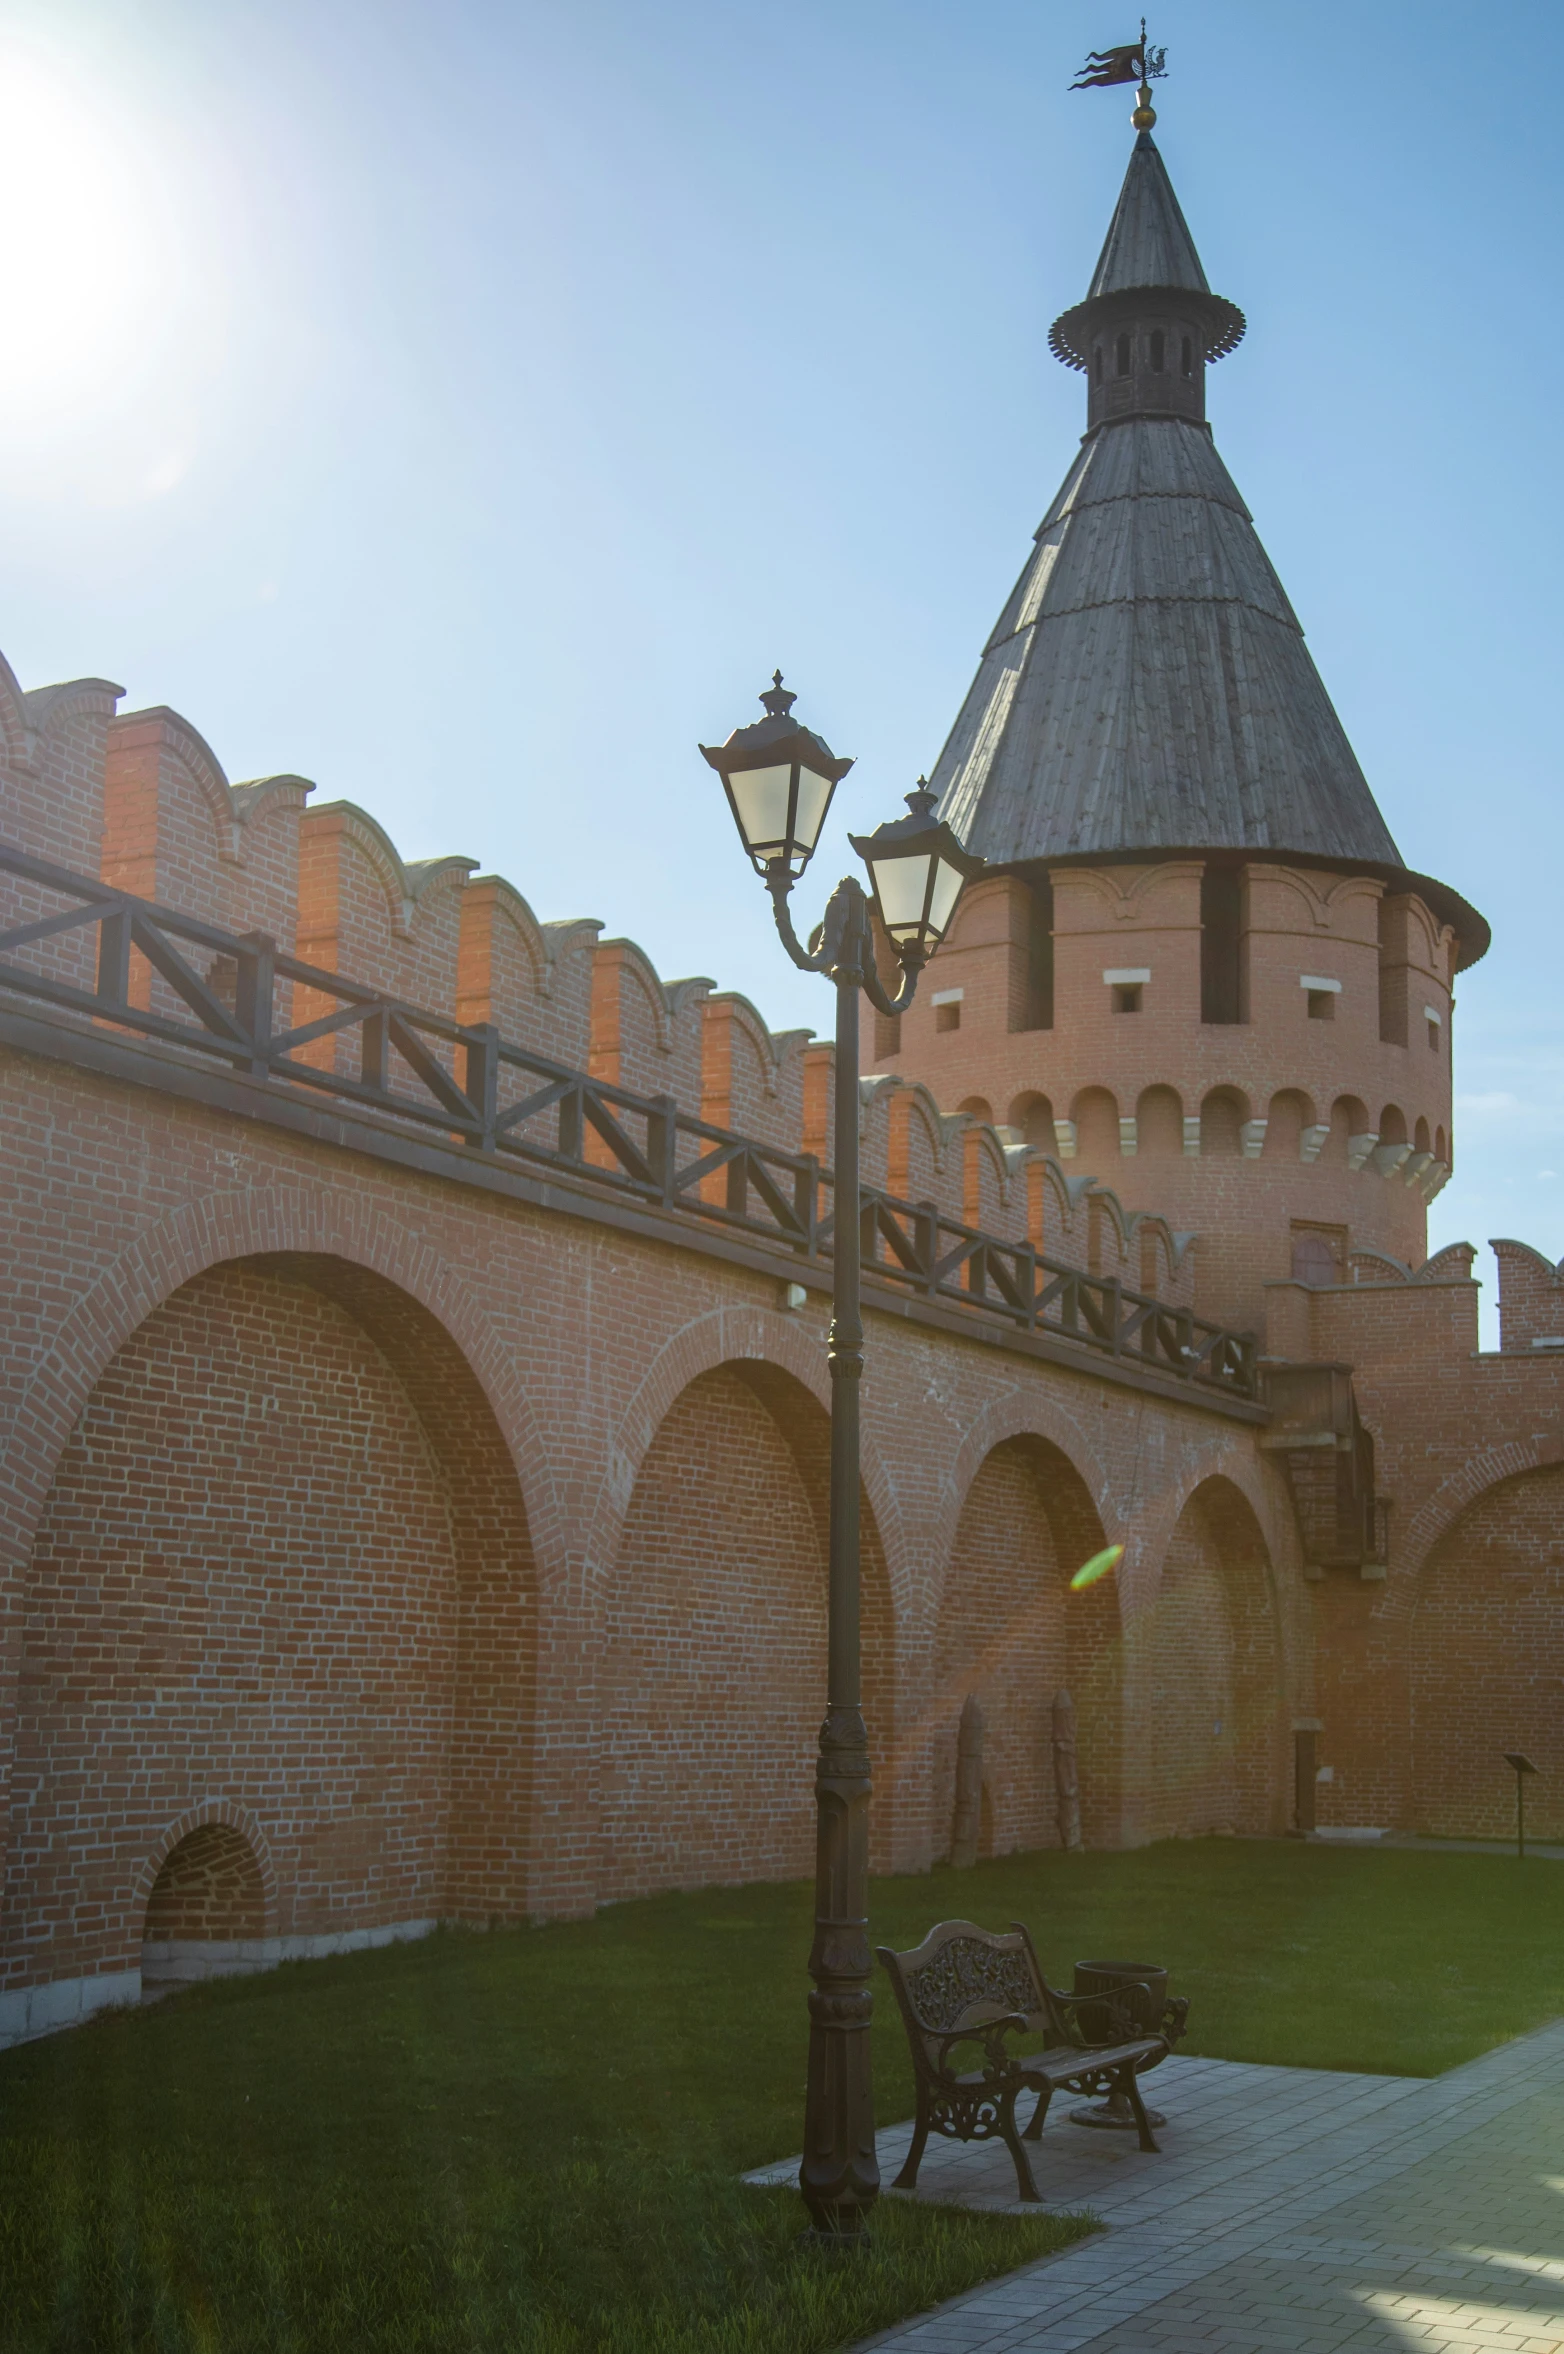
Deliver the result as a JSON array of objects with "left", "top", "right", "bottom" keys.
[{"left": 877, "top": 1918, "right": 1055, "bottom": 2074}]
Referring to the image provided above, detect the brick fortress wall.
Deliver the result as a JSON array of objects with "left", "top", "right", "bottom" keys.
[{"left": 0, "top": 639, "right": 1559, "bottom": 2047}]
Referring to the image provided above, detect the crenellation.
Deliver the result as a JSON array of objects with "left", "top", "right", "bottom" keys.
[
  {"left": 698, "top": 992, "right": 811, "bottom": 1152},
  {"left": 1, "top": 667, "right": 122, "bottom": 997},
  {"left": 456, "top": 875, "right": 601, "bottom": 1069},
  {"left": 1491, "top": 1238, "right": 1564, "bottom": 1353},
  {"left": 588, "top": 938, "right": 710, "bottom": 1109}
]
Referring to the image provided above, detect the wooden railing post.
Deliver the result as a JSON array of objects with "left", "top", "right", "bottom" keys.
[
  {"left": 234, "top": 932, "right": 276, "bottom": 1080},
  {"left": 96, "top": 906, "right": 132, "bottom": 1007},
  {"left": 462, "top": 1022, "right": 500, "bottom": 1151},
  {"left": 648, "top": 1094, "right": 678, "bottom": 1208}
]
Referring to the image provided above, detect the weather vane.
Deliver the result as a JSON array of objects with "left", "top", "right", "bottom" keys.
[{"left": 1071, "top": 16, "right": 1167, "bottom": 130}]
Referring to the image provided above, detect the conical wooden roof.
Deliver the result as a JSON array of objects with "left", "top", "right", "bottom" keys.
[
  {"left": 935, "top": 418, "right": 1403, "bottom": 869},
  {"left": 932, "top": 134, "right": 1486, "bottom": 958}
]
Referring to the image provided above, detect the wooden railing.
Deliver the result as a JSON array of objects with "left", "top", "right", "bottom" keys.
[{"left": 0, "top": 839, "right": 1257, "bottom": 1397}]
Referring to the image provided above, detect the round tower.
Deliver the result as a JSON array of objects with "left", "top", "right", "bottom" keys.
[{"left": 891, "top": 129, "right": 1487, "bottom": 1338}]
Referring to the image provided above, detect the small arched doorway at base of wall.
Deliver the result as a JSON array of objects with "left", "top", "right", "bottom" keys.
[{"left": 141, "top": 1822, "right": 266, "bottom": 1990}]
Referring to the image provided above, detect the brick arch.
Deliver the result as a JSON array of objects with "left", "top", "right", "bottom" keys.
[
  {"left": 930, "top": 1426, "right": 1120, "bottom": 1859},
  {"left": 932, "top": 1389, "right": 1114, "bottom": 1589},
  {"left": 0, "top": 1183, "right": 562, "bottom": 1591},
  {"left": 15, "top": 1245, "right": 543, "bottom": 1988},
  {"left": 586, "top": 1305, "right": 909, "bottom": 1622},
  {"left": 131, "top": 1799, "right": 280, "bottom": 1940},
  {"left": 1126, "top": 1472, "right": 1286, "bottom": 1842},
  {"left": 596, "top": 1347, "right": 897, "bottom": 1895},
  {"left": 1408, "top": 1460, "right": 1564, "bottom": 1840},
  {"left": 1116, "top": 1444, "right": 1278, "bottom": 1620},
  {"left": 1386, "top": 1435, "right": 1564, "bottom": 1614}
]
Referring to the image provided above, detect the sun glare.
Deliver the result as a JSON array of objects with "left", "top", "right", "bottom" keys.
[{"left": 0, "top": 48, "right": 186, "bottom": 436}]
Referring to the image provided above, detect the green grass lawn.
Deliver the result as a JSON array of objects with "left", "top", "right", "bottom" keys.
[{"left": 2, "top": 1841, "right": 1561, "bottom": 2353}]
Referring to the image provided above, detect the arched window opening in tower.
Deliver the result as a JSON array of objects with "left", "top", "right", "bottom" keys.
[
  {"left": 1200, "top": 866, "right": 1245, "bottom": 1024},
  {"left": 1115, "top": 331, "right": 1131, "bottom": 377},
  {"left": 1150, "top": 329, "right": 1165, "bottom": 372}
]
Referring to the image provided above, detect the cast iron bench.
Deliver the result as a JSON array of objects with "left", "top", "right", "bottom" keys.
[{"left": 876, "top": 1918, "right": 1174, "bottom": 2203}]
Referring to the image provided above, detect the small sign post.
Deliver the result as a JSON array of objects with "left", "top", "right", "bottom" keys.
[{"left": 1503, "top": 1752, "right": 1538, "bottom": 1860}]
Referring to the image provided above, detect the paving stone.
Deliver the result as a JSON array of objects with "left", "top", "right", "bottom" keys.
[{"left": 753, "top": 2023, "right": 1564, "bottom": 2354}]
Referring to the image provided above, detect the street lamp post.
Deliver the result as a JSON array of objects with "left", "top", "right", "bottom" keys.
[{"left": 701, "top": 676, "right": 982, "bottom": 2241}]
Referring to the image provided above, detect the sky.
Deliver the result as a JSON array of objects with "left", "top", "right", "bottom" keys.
[{"left": 0, "top": 0, "right": 1557, "bottom": 1336}]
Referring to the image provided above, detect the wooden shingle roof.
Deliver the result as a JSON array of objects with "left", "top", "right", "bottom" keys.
[{"left": 933, "top": 135, "right": 1488, "bottom": 964}]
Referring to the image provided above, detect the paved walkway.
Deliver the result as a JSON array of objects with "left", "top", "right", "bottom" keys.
[{"left": 748, "top": 2023, "right": 1564, "bottom": 2352}]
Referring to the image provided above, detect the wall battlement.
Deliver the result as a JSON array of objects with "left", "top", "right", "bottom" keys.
[{"left": 0, "top": 642, "right": 1207, "bottom": 1299}]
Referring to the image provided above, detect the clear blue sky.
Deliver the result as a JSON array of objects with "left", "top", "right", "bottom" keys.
[{"left": 0, "top": 0, "right": 1557, "bottom": 1328}]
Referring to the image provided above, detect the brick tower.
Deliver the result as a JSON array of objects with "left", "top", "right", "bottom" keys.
[{"left": 886, "top": 127, "right": 1488, "bottom": 1338}]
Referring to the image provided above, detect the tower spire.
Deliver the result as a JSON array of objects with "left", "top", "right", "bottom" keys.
[{"left": 927, "top": 125, "right": 1485, "bottom": 960}]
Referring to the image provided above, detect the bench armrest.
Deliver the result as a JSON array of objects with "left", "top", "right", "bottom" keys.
[
  {"left": 1046, "top": 1986, "right": 1146, "bottom": 2045},
  {"left": 933, "top": 2012, "right": 1031, "bottom": 2077}
]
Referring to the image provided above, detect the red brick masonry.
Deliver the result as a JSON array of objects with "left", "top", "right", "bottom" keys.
[{"left": 0, "top": 643, "right": 1557, "bottom": 2047}]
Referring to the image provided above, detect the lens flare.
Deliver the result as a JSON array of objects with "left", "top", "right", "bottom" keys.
[{"left": 1070, "top": 1543, "right": 1124, "bottom": 1591}]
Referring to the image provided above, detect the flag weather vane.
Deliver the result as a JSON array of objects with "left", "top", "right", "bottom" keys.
[{"left": 1071, "top": 16, "right": 1167, "bottom": 130}]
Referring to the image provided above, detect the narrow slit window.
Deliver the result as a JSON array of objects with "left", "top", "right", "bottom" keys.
[
  {"left": 1180, "top": 334, "right": 1193, "bottom": 377},
  {"left": 934, "top": 996, "right": 961, "bottom": 1034},
  {"left": 1428, "top": 1017, "right": 1440, "bottom": 1051},
  {"left": 1307, "top": 988, "right": 1335, "bottom": 1022},
  {"left": 1150, "top": 329, "right": 1165, "bottom": 371},
  {"left": 1113, "top": 983, "right": 1142, "bottom": 1015},
  {"left": 1093, "top": 345, "right": 1103, "bottom": 383},
  {"left": 1115, "top": 332, "right": 1131, "bottom": 377},
  {"left": 1200, "top": 865, "right": 1245, "bottom": 1024}
]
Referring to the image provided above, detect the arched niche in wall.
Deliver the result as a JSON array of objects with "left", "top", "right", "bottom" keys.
[
  {"left": 1199, "top": 1087, "right": 1248, "bottom": 1158},
  {"left": 19, "top": 1253, "right": 539, "bottom": 1990},
  {"left": 1008, "top": 1091, "right": 1056, "bottom": 1151},
  {"left": 599, "top": 1360, "right": 895, "bottom": 1896},
  {"left": 934, "top": 1435, "right": 1119, "bottom": 1857},
  {"left": 1265, "top": 1089, "right": 1313, "bottom": 1159},
  {"left": 1324, "top": 1095, "right": 1369, "bottom": 1164},
  {"left": 1411, "top": 1464, "right": 1564, "bottom": 1842},
  {"left": 141, "top": 1823, "right": 267, "bottom": 1988},
  {"left": 1072, "top": 1087, "right": 1121, "bottom": 1168},
  {"left": 1133, "top": 1477, "right": 1284, "bottom": 1841},
  {"left": 1136, "top": 1085, "right": 1183, "bottom": 1158}
]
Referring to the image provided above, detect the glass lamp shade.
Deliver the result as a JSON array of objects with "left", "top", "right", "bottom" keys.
[
  {"left": 849, "top": 781, "right": 983, "bottom": 962},
  {"left": 699, "top": 675, "right": 853, "bottom": 879}
]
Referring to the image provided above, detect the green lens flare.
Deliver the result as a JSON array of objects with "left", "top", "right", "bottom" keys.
[{"left": 1070, "top": 1543, "right": 1124, "bottom": 1591}]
